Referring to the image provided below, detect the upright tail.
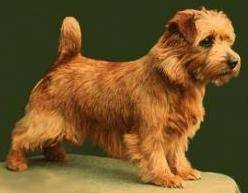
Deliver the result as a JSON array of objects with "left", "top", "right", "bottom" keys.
[{"left": 57, "top": 17, "right": 82, "bottom": 60}]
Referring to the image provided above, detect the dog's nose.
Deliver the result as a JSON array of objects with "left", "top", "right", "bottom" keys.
[{"left": 227, "top": 58, "right": 238, "bottom": 69}]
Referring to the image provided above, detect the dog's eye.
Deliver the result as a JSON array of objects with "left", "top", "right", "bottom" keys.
[{"left": 199, "top": 36, "right": 214, "bottom": 48}]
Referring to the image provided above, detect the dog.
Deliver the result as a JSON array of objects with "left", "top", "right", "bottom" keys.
[{"left": 6, "top": 8, "right": 240, "bottom": 188}]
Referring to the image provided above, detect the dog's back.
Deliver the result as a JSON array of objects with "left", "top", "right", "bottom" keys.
[{"left": 7, "top": 17, "right": 146, "bottom": 163}]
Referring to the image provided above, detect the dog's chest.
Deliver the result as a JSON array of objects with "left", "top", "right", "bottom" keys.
[{"left": 165, "top": 88, "right": 205, "bottom": 137}]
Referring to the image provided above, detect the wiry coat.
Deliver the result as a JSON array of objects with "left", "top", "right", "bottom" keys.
[{"left": 6, "top": 8, "right": 240, "bottom": 188}]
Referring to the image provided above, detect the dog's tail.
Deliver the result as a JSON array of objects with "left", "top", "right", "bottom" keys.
[{"left": 57, "top": 17, "right": 82, "bottom": 60}]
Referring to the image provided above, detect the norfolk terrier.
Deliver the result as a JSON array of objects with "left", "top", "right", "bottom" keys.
[{"left": 6, "top": 8, "right": 240, "bottom": 188}]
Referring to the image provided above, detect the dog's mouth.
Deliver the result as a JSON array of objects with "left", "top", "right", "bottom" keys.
[
  {"left": 211, "top": 70, "right": 233, "bottom": 86},
  {"left": 215, "top": 70, "right": 231, "bottom": 78}
]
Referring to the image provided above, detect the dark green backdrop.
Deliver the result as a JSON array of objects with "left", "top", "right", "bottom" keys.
[{"left": 0, "top": 0, "right": 247, "bottom": 192}]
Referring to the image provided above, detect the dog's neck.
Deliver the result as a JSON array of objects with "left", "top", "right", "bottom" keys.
[
  {"left": 132, "top": 53, "right": 206, "bottom": 101},
  {"left": 121, "top": 39, "right": 204, "bottom": 106}
]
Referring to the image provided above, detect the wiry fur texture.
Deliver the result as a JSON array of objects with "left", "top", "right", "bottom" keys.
[{"left": 6, "top": 8, "right": 240, "bottom": 188}]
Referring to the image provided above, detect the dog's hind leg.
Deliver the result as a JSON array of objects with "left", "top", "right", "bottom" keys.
[
  {"left": 6, "top": 110, "right": 65, "bottom": 171},
  {"left": 43, "top": 143, "right": 68, "bottom": 162},
  {"left": 6, "top": 147, "right": 28, "bottom": 171}
]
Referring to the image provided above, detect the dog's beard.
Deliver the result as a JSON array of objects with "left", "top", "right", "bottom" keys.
[
  {"left": 191, "top": 60, "right": 240, "bottom": 86},
  {"left": 191, "top": 67, "right": 236, "bottom": 86},
  {"left": 211, "top": 65, "right": 240, "bottom": 86},
  {"left": 211, "top": 72, "right": 232, "bottom": 86}
]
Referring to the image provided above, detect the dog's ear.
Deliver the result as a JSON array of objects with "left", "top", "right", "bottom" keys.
[{"left": 167, "top": 10, "right": 197, "bottom": 43}]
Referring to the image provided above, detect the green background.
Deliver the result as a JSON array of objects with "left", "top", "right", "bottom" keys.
[{"left": 0, "top": 0, "right": 247, "bottom": 192}]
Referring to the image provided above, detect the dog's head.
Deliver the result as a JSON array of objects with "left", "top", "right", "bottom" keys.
[{"left": 155, "top": 8, "right": 240, "bottom": 86}]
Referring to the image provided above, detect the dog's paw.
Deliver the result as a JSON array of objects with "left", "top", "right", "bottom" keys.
[
  {"left": 6, "top": 161, "right": 28, "bottom": 171},
  {"left": 151, "top": 174, "right": 183, "bottom": 188},
  {"left": 178, "top": 168, "right": 201, "bottom": 180}
]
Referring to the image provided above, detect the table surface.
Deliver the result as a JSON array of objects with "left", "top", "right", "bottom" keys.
[{"left": 0, "top": 154, "right": 241, "bottom": 193}]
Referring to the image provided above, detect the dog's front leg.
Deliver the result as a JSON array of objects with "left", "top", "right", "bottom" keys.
[
  {"left": 167, "top": 136, "right": 201, "bottom": 180},
  {"left": 124, "top": 130, "right": 183, "bottom": 188}
]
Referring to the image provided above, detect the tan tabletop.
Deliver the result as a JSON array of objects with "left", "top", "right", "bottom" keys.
[{"left": 0, "top": 154, "right": 241, "bottom": 193}]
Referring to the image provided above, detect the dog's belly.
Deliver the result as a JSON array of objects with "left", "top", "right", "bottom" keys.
[
  {"left": 85, "top": 117, "right": 130, "bottom": 159},
  {"left": 72, "top": 104, "right": 134, "bottom": 158}
]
